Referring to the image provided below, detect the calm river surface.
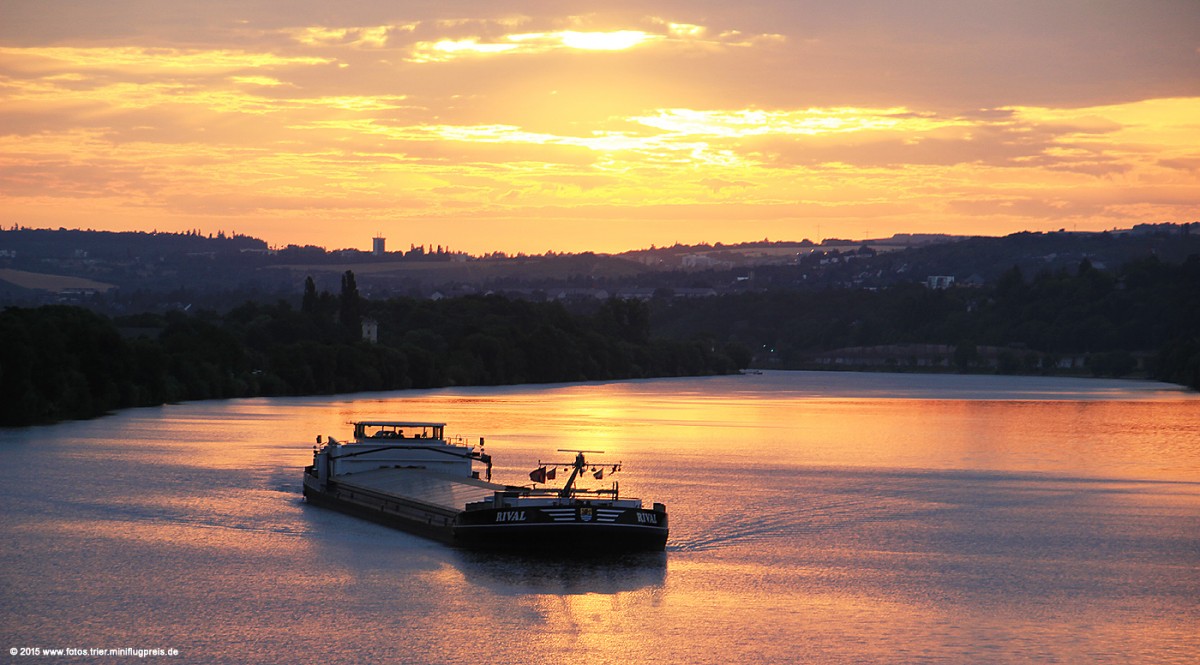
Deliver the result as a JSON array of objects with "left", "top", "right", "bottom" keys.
[{"left": 2, "top": 371, "right": 1198, "bottom": 663}]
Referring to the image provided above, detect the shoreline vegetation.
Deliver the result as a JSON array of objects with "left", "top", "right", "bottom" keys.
[
  {"left": 3, "top": 251, "right": 1198, "bottom": 427},
  {"left": 0, "top": 278, "right": 750, "bottom": 427},
  {"left": 649, "top": 255, "right": 1199, "bottom": 389}
]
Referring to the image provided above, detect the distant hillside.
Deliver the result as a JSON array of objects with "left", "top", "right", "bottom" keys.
[
  {"left": 868, "top": 226, "right": 1200, "bottom": 283},
  {"left": 648, "top": 251, "right": 1200, "bottom": 389},
  {"left": 0, "top": 228, "right": 285, "bottom": 307},
  {"left": 2, "top": 223, "right": 1197, "bottom": 311},
  {"left": 0, "top": 228, "right": 266, "bottom": 259}
]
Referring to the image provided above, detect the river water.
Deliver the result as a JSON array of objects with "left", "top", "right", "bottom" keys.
[{"left": 2, "top": 371, "right": 1198, "bottom": 663}]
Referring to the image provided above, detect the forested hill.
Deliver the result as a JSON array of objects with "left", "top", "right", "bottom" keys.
[
  {"left": 0, "top": 289, "right": 749, "bottom": 427},
  {"left": 650, "top": 253, "right": 1200, "bottom": 389},
  {"left": 1, "top": 228, "right": 266, "bottom": 257}
]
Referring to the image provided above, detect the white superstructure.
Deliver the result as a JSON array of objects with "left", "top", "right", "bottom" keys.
[{"left": 314, "top": 421, "right": 488, "bottom": 482}]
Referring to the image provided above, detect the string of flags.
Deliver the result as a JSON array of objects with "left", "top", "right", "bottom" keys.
[{"left": 529, "top": 463, "right": 622, "bottom": 483}]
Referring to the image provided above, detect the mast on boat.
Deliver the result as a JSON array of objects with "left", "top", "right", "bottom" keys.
[{"left": 530, "top": 449, "right": 622, "bottom": 499}]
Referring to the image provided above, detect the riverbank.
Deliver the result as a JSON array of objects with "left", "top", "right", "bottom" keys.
[{"left": 776, "top": 343, "right": 1157, "bottom": 380}]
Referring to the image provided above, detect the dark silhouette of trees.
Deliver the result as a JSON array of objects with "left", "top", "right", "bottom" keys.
[
  {"left": 595, "top": 298, "right": 650, "bottom": 344},
  {"left": 650, "top": 253, "right": 1200, "bottom": 388},
  {"left": 0, "top": 306, "right": 133, "bottom": 424},
  {"left": 0, "top": 292, "right": 747, "bottom": 426},
  {"left": 302, "top": 276, "right": 318, "bottom": 314},
  {"left": 338, "top": 270, "right": 360, "bottom": 331}
]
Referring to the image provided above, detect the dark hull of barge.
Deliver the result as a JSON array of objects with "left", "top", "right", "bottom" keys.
[{"left": 454, "top": 506, "right": 668, "bottom": 553}]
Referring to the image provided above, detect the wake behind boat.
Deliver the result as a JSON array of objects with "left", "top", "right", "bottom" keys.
[{"left": 302, "top": 420, "right": 668, "bottom": 552}]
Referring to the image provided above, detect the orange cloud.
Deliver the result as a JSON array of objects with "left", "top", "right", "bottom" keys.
[{"left": 0, "top": 46, "right": 331, "bottom": 75}]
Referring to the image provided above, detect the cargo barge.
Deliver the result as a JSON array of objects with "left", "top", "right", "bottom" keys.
[{"left": 302, "top": 420, "right": 668, "bottom": 552}]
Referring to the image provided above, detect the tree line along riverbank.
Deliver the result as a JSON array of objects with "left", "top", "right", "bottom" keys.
[
  {"left": 0, "top": 274, "right": 750, "bottom": 426},
  {"left": 649, "top": 254, "right": 1200, "bottom": 389}
]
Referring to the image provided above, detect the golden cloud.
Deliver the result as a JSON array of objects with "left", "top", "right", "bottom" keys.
[
  {"left": 406, "top": 30, "right": 662, "bottom": 63},
  {"left": 287, "top": 25, "right": 408, "bottom": 48},
  {"left": 401, "top": 19, "right": 783, "bottom": 63},
  {"left": 0, "top": 46, "right": 331, "bottom": 75}
]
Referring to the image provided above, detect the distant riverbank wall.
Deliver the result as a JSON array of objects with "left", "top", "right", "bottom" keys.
[{"left": 784, "top": 344, "right": 1149, "bottom": 377}]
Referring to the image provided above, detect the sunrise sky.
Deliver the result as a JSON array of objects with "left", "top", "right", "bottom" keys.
[{"left": 1, "top": 1, "right": 1198, "bottom": 254}]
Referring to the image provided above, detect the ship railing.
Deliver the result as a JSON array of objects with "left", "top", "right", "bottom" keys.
[
  {"left": 507, "top": 486, "right": 621, "bottom": 499},
  {"left": 487, "top": 489, "right": 640, "bottom": 508}
]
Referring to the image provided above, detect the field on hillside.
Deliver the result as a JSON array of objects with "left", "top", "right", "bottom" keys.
[{"left": 0, "top": 268, "right": 116, "bottom": 293}]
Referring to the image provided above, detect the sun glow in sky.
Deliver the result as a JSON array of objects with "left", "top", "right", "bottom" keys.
[{"left": 1, "top": 1, "right": 1198, "bottom": 254}]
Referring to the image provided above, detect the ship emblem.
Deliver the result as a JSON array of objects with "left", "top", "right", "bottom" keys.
[{"left": 580, "top": 507, "right": 593, "bottom": 522}]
